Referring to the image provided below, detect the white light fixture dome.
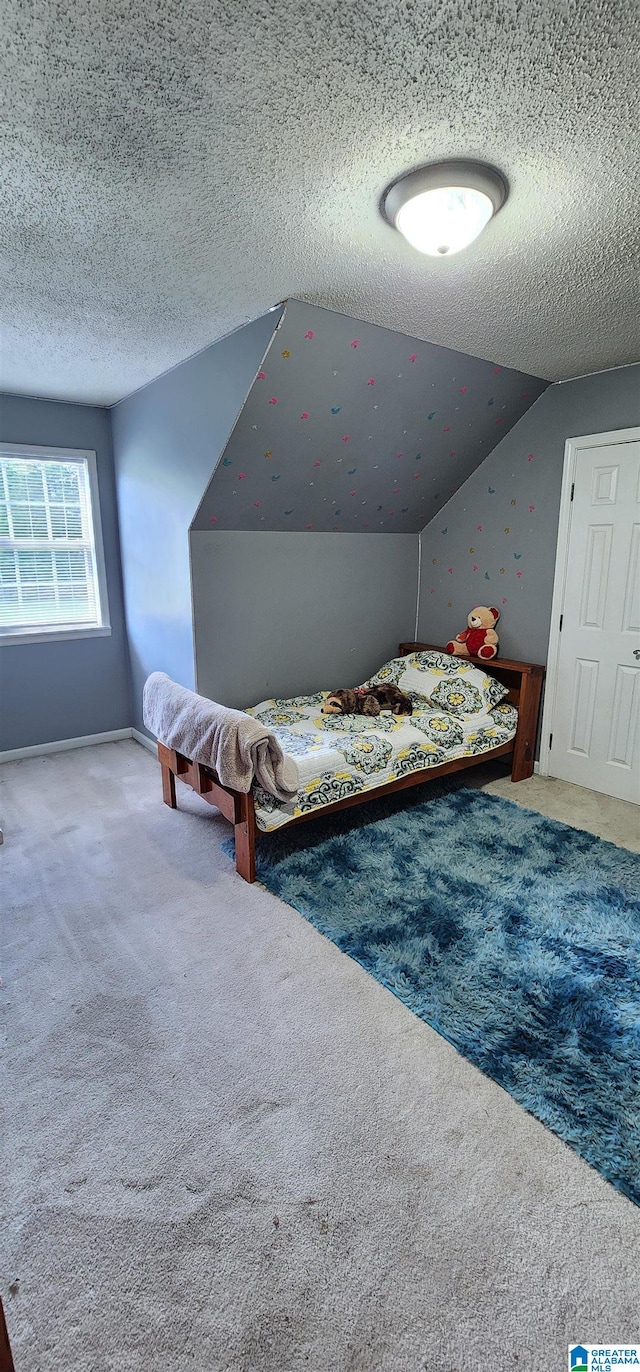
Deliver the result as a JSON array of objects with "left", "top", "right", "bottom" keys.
[{"left": 383, "top": 160, "right": 507, "bottom": 257}]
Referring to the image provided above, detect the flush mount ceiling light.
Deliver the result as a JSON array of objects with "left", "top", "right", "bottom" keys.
[{"left": 382, "top": 160, "right": 507, "bottom": 257}]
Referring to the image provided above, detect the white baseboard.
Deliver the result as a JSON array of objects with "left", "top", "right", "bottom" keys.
[
  {"left": 0, "top": 727, "right": 133, "bottom": 764},
  {"left": 132, "top": 728, "right": 157, "bottom": 755}
]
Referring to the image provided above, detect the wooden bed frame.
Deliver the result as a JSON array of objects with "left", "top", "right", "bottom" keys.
[{"left": 156, "top": 643, "right": 544, "bottom": 883}]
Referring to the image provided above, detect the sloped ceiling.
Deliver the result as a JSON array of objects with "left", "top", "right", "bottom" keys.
[
  {"left": 192, "top": 301, "right": 547, "bottom": 534},
  {"left": 2, "top": 0, "right": 639, "bottom": 404}
]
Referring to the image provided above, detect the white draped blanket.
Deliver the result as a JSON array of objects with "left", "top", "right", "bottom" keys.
[{"left": 142, "top": 672, "right": 298, "bottom": 801}]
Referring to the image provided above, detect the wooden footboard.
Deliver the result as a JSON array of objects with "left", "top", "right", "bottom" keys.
[
  {"left": 158, "top": 741, "right": 256, "bottom": 881},
  {"left": 156, "top": 645, "right": 544, "bottom": 883}
]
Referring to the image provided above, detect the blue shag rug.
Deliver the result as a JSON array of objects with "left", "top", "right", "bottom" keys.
[{"left": 246, "top": 786, "right": 640, "bottom": 1206}]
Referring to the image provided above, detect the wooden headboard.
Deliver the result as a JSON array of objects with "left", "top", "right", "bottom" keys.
[{"left": 398, "top": 642, "right": 545, "bottom": 780}]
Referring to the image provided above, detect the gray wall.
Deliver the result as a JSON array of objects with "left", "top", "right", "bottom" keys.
[
  {"left": 191, "top": 531, "right": 419, "bottom": 708},
  {"left": 0, "top": 394, "right": 130, "bottom": 751},
  {"left": 417, "top": 363, "right": 640, "bottom": 664},
  {"left": 194, "top": 299, "right": 547, "bottom": 534},
  {"left": 111, "top": 311, "right": 281, "bottom": 730}
]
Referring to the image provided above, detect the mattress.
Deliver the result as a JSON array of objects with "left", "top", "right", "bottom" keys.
[{"left": 246, "top": 690, "right": 518, "bottom": 832}]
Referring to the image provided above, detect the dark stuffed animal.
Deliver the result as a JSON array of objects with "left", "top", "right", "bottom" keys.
[{"left": 321, "top": 684, "right": 413, "bottom": 717}]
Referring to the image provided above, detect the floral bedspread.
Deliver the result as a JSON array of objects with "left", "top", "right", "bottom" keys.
[{"left": 246, "top": 652, "right": 518, "bottom": 831}]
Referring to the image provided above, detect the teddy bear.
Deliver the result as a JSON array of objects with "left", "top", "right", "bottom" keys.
[{"left": 446, "top": 606, "right": 500, "bottom": 660}]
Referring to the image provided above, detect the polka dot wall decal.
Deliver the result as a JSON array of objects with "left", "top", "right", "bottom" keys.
[
  {"left": 514, "top": 553, "right": 522, "bottom": 559},
  {"left": 284, "top": 509, "right": 293, "bottom": 516},
  {"left": 527, "top": 453, "right": 534, "bottom": 461},
  {"left": 251, "top": 425, "right": 257, "bottom": 430},
  {"left": 488, "top": 487, "right": 496, "bottom": 494},
  {"left": 477, "top": 524, "right": 483, "bottom": 531},
  {"left": 347, "top": 466, "right": 356, "bottom": 474},
  {"left": 460, "top": 386, "right": 468, "bottom": 393},
  {"left": 239, "top": 473, "right": 247, "bottom": 480},
  {"left": 502, "top": 597, "right": 508, "bottom": 604},
  {"left": 271, "top": 475, "right": 281, "bottom": 482},
  {"left": 485, "top": 572, "right": 491, "bottom": 580},
  {"left": 367, "top": 378, "right": 375, "bottom": 386},
  {"left": 268, "top": 396, "right": 278, "bottom": 404},
  {"left": 330, "top": 406, "right": 341, "bottom": 414},
  {"left": 415, "top": 453, "right": 422, "bottom": 460},
  {"left": 209, "top": 516, "right": 218, "bottom": 523},
  {"left": 441, "top": 527, "right": 448, "bottom": 534},
  {"left": 222, "top": 457, "right": 232, "bottom": 466},
  {"left": 300, "top": 411, "right": 309, "bottom": 419},
  {"left": 351, "top": 490, "right": 357, "bottom": 496},
  {"left": 432, "top": 558, "right": 437, "bottom": 564},
  {"left": 253, "top": 501, "right": 262, "bottom": 507},
  {"left": 414, "top": 473, "right": 420, "bottom": 479},
  {"left": 402, "top": 507, "right": 408, "bottom": 512},
  {"left": 450, "top": 451, "right": 456, "bottom": 457},
  {"left": 257, "top": 371, "right": 266, "bottom": 380},
  {"left": 495, "top": 416, "right": 504, "bottom": 424},
  {"left": 493, "top": 366, "right": 501, "bottom": 375},
  {"left": 448, "top": 567, "right": 453, "bottom": 574},
  {"left": 469, "top": 547, "right": 475, "bottom": 553},
  {"left": 343, "top": 435, "right": 350, "bottom": 442},
  {"left": 473, "top": 564, "right": 478, "bottom": 571},
  {"left": 443, "top": 426, "right": 451, "bottom": 432},
  {"left": 500, "top": 568, "right": 505, "bottom": 574},
  {"left": 488, "top": 398, "right": 494, "bottom": 405},
  {"left": 304, "top": 331, "right": 314, "bottom": 339},
  {"left": 447, "top": 602, "right": 452, "bottom": 608},
  {"left": 306, "top": 524, "right": 313, "bottom": 529},
  {"left": 521, "top": 392, "right": 529, "bottom": 398},
  {"left": 504, "top": 526, "right": 510, "bottom": 533},
  {"left": 516, "top": 571, "right": 522, "bottom": 578},
  {"left": 313, "top": 461, "right": 321, "bottom": 467},
  {"left": 281, "top": 350, "right": 290, "bottom": 358},
  {"left": 529, "top": 504, "right": 536, "bottom": 512},
  {"left": 428, "top": 412, "right": 436, "bottom": 420},
  {"left": 350, "top": 339, "right": 360, "bottom": 348},
  {"left": 377, "top": 505, "right": 383, "bottom": 512},
  {"left": 430, "top": 587, "right": 435, "bottom": 594},
  {"left": 335, "top": 509, "right": 341, "bottom": 515},
  {"left": 409, "top": 354, "right": 417, "bottom": 362},
  {"left": 393, "top": 487, "right": 400, "bottom": 494},
  {"left": 333, "top": 525, "right": 339, "bottom": 530},
  {"left": 511, "top": 499, "right": 516, "bottom": 505},
  {"left": 263, "top": 450, "right": 272, "bottom": 457}
]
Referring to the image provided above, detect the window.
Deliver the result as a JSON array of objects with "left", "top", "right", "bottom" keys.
[{"left": 0, "top": 443, "right": 110, "bottom": 643}]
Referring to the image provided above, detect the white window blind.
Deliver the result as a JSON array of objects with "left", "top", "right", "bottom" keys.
[{"left": 0, "top": 449, "right": 107, "bottom": 637}]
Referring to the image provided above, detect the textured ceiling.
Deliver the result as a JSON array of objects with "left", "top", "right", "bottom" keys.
[{"left": 2, "top": 0, "right": 639, "bottom": 405}]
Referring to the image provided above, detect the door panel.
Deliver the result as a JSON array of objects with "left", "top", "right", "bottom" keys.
[
  {"left": 579, "top": 525, "right": 612, "bottom": 629},
  {"left": 622, "top": 524, "right": 640, "bottom": 633},
  {"left": 569, "top": 658, "right": 599, "bottom": 756},
  {"left": 608, "top": 666, "right": 639, "bottom": 769},
  {"left": 549, "top": 437, "right": 640, "bottom": 803}
]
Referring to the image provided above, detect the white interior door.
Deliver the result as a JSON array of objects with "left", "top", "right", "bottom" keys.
[{"left": 545, "top": 432, "right": 640, "bottom": 804}]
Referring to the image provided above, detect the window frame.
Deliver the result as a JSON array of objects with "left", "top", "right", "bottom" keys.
[{"left": 0, "top": 442, "right": 112, "bottom": 646}]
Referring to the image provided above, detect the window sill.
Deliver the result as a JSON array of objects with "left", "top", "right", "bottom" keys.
[{"left": 0, "top": 625, "right": 112, "bottom": 647}]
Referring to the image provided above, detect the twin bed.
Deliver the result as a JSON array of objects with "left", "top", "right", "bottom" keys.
[{"left": 155, "top": 643, "right": 544, "bottom": 882}]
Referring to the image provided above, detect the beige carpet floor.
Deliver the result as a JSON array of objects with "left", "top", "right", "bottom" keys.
[{"left": 1, "top": 740, "right": 639, "bottom": 1372}]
